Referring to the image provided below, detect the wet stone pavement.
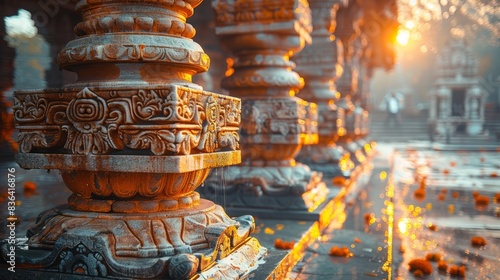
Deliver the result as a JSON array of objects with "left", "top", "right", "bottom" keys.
[
  {"left": 290, "top": 143, "right": 500, "bottom": 280},
  {"left": 1, "top": 142, "right": 500, "bottom": 279}
]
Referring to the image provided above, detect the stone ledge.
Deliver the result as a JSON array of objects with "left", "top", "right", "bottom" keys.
[{"left": 16, "top": 151, "right": 241, "bottom": 173}]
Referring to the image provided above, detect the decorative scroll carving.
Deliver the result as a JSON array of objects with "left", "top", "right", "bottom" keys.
[
  {"left": 14, "top": 85, "right": 240, "bottom": 155},
  {"left": 13, "top": 94, "right": 48, "bottom": 122}
]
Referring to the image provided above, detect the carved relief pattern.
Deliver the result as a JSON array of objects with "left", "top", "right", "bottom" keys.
[
  {"left": 14, "top": 85, "right": 240, "bottom": 156},
  {"left": 239, "top": 99, "right": 314, "bottom": 144},
  {"left": 221, "top": 70, "right": 302, "bottom": 89},
  {"left": 74, "top": 16, "right": 197, "bottom": 38},
  {"left": 21, "top": 204, "right": 260, "bottom": 279},
  {"left": 59, "top": 244, "right": 108, "bottom": 277},
  {"left": 212, "top": 0, "right": 312, "bottom": 33},
  {"left": 58, "top": 44, "right": 210, "bottom": 70}
]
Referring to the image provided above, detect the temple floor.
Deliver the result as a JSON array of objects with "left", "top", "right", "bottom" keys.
[
  {"left": 289, "top": 142, "right": 500, "bottom": 279},
  {"left": 1, "top": 142, "right": 500, "bottom": 279}
]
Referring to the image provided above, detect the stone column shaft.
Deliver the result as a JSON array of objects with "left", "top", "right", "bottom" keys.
[
  {"left": 292, "top": 0, "right": 354, "bottom": 185},
  {"left": 202, "top": 0, "right": 328, "bottom": 213}
]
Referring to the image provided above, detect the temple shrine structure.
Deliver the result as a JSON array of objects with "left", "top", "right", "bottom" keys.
[{"left": 429, "top": 37, "right": 489, "bottom": 137}]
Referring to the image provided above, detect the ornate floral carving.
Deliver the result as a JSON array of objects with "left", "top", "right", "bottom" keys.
[
  {"left": 17, "top": 128, "right": 63, "bottom": 153},
  {"left": 59, "top": 243, "right": 108, "bottom": 276},
  {"left": 14, "top": 85, "right": 241, "bottom": 156},
  {"left": 13, "top": 94, "right": 48, "bottom": 123},
  {"left": 65, "top": 88, "right": 110, "bottom": 155},
  {"left": 132, "top": 90, "right": 163, "bottom": 120}
]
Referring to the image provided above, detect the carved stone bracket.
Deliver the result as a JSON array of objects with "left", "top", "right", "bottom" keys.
[
  {"left": 240, "top": 98, "right": 317, "bottom": 146},
  {"left": 14, "top": 85, "right": 240, "bottom": 156}
]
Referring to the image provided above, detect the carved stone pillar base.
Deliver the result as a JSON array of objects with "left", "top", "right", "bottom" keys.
[
  {"left": 296, "top": 144, "right": 354, "bottom": 188},
  {"left": 202, "top": 162, "right": 328, "bottom": 212},
  {"left": 2, "top": 200, "right": 265, "bottom": 279}
]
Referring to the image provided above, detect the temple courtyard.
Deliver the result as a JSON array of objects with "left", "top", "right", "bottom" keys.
[{"left": 2, "top": 141, "right": 500, "bottom": 279}]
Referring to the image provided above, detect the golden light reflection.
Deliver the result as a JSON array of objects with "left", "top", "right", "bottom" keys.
[
  {"left": 381, "top": 174, "right": 394, "bottom": 278},
  {"left": 380, "top": 171, "right": 387, "bottom": 181},
  {"left": 337, "top": 127, "right": 346, "bottom": 137},
  {"left": 398, "top": 218, "right": 409, "bottom": 234},
  {"left": 448, "top": 204, "right": 455, "bottom": 214},
  {"left": 355, "top": 151, "right": 366, "bottom": 163},
  {"left": 339, "top": 156, "right": 352, "bottom": 172},
  {"left": 396, "top": 28, "right": 410, "bottom": 46},
  {"left": 364, "top": 143, "right": 372, "bottom": 154}
]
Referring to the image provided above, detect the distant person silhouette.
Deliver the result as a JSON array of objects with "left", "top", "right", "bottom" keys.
[{"left": 385, "top": 92, "right": 401, "bottom": 126}]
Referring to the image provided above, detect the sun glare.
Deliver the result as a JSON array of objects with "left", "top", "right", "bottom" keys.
[{"left": 396, "top": 29, "right": 410, "bottom": 46}]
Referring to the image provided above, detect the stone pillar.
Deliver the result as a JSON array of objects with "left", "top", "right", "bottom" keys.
[
  {"left": 466, "top": 85, "right": 486, "bottom": 135},
  {"left": 334, "top": 1, "right": 369, "bottom": 165},
  {"left": 435, "top": 86, "right": 452, "bottom": 135},
  {"left": 335, "top": 0, "right": 360, "bottom": 142},
  {"left": 6, "top": 1, "right": 265, "bottom": 278},
  {"left": 203, "top": 0, "right": 328, "bottom": 213},
  {"left": 291, "top": 0, "right": 353, "bottom": 185}
]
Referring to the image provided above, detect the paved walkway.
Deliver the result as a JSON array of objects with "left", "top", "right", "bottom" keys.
[
  {"left": 290, "top": 143, "right": 500, "bottom": 279},
  {"left": 290, "top": 144, "right": 395, "bottom": 279},
  {"left": 2, "top": 142, "right": 500, "bottom": 279}
]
